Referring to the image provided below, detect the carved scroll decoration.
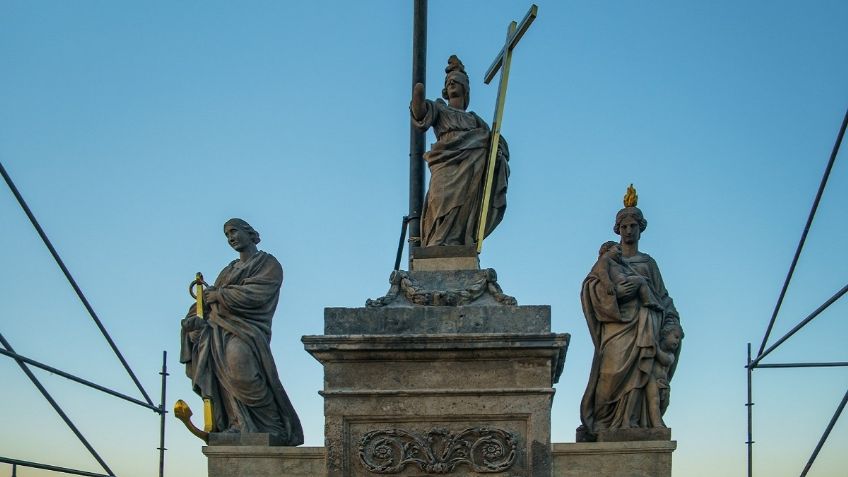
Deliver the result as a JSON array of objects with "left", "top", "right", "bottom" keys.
[
  {"left": 366, "top": 269, "right": 517, "bottom": 307},
  {"left": 358, "top": 427, "right": 517, "bottom": 474}
]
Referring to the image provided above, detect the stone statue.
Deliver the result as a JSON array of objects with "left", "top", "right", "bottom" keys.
[
  {"left": 577, "top": 186, "right": 683, "bottom": 441},
  {"left": 179, "top": 218, "right": 303, "bottom": 445},
  {"left": 410, "top": 55, "right": 509, "bottom": 247}
]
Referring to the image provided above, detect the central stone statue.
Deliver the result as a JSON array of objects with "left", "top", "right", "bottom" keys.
[
  {"left": 410, "top": 55, "right": 510, "bottom": 247},
  {"left": 179, "top": 218, "right": 303, "bottom": 445}
]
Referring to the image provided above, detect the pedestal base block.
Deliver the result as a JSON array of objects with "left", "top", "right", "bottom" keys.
[
  {"left": 551, "top": 441, "right": 676, "bottom": 477},
  {"left": 597, "top": 427, "right": 671, "bottom": 442},
  {"left": 201, "top": 441, "right": 676, "bottom": 477},
  {"left": 203, "top": 446, "right": 325, "bottom": 477},
  {"left": 304, "top": 304, "right": 569, "bottom": 477}
]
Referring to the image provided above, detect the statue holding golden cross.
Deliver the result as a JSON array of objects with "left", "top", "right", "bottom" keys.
[{"left": 476, "top": 4, "right": 538, "bottom": 253}]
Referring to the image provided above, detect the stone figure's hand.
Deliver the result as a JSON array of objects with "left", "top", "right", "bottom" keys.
[
  {"left": 181, "top": 315, "right": 206, "bottom": 332},
  {"left": 411, "top": 82, "right": 426, "bottom": 120},
  {"left": 203, "top": 287, "right": 219, "bottom": 305},
  {"left": 615, "top": 281, "right": 638, "bottom": 300}
]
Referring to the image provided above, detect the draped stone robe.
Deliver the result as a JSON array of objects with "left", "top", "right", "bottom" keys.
[
  {"left": 180, "top": 251, "right": 303, "bottom": 445},
  {"left": 412, "top": 98, "right": 509, "bottom": 247},
  {"left": 579, "top": 252, "right": 680, "bottom": 437}
]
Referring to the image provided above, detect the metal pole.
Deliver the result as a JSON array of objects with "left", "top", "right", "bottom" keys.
[
  {"left": 0, "top": 160, "right": 153, "bottom": 407},
  {"left": 755, "top": 362, "right": 848, "bottom": 369},
  {"left": 0, "top": 346, "right": 160, "bottom": 412},
  {"left": 752, "top": 282, "right": 848, "bottom": 367},
  {"left": 158, "top": 350, "right": 168, "bottom": 477},
  {"left": 0, "top": 457, "right": 111, "bottom": 477},
  {"left": 408, "top": 0, "right": 427, "bottom": 266},
  {"left": 0, "top": 334, "right": 114, "bottom": 476},
  {"left": 11, "top": 464, "right": 15, "bottom": 477},
  {"left": 799, "top": 386, "right": 848, "bottom": 477},
  {"left": 746, "top": 343, "right": 753, "bottom": 477},
  {"left": 757, "top": 106, "right": 848, "bottom": 357},
  {"left": 394, "top": 216, "right": 409, "bottom": 270}
]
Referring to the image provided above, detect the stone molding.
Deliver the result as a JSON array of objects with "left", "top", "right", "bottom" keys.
[
  {"left": 202, "top": 446, "right": 326, "bottom": 459},
  {"left": 551, "top": 441, "right": 677, "bottom": 455},
  {"left": 319, "top": 388, "right": 556, "bottom": 397}
]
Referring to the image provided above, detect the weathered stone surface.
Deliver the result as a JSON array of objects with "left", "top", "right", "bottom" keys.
[
  {"left": 208, "top": 432, "right": 284, "bottom": 446},
  {"left": 204, "top": 446, "right": 325, "bottom": 477},
  {"left": 412, "top": 255, "right": 480, "bottom": 271},
  {"left": 203, "top": 441, "right": 676, "bottom": 477},
  {"left": 304, "top": 325, "right": 569, "bottom": 477},
  {"left": 551, "top": 441, "right": 676, "bottom": 477},
  {"left": 325, "top": 304, "right": 550, "bottom": 334},
  {"left": 597, "top": 427, "right": 671, "bottom": 442},
  {"left": 366, "top": 268, "right": 516, "bottom": 307},
  {"left": 412, "top": 245, "right": 477, "bottom": 259}
]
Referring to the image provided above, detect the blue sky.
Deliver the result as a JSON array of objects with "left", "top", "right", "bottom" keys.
[{"left": 1, "top": 1, "right": 846, "bottom": 476}]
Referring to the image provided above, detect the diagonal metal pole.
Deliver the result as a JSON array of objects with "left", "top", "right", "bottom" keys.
[
  {"left": 799, "top": 386, "right": 848, "bottom": 477},
  {"left": 0, "top": 334, "right": 115, "bottom": 476},
  {"left": 0, "top": 457, "right": 111, "bottom": 477},
  {"left": 0, "top": 347, "right": 160, "bottom": 412},
  {"left": 0, "top": 160, "right": 153, "bottom": 406},
  {"left": 751, "top": 282, "right": 848, "bottom": 368},
  {"left": 757, "top": 106, "right": 848, "bottom": 357}
]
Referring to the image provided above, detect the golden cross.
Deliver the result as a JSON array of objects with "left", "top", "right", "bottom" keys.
[{"left": 476, "top": 4, "right": 538, "bottom": 253}]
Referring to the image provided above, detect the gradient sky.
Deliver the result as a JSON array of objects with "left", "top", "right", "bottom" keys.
[{"left": 1, "top": 1, "right": 846, "bottom": 476}]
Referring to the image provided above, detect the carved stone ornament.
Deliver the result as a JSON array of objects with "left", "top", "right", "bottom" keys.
[
  {"left": 358, "top": 427, "right": 517, "bottom": 474},
  {"left": 365, "top": 269, "right": 517, "bottom": 307}
]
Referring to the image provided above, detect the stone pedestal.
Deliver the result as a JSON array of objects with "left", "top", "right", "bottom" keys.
[
  {"left": 303, "top": 304, "right": 569, "bottom": 477},
  {"left": 411, "top": 245, "right": 479, "bottom": 271},
  {"left": 203, "top": 446, "right": 325, "bottom": 477},
  {"left": 551, "top": 441, "right": 676, "bottom": 477},
  {"left": 202, "top": 441, "right": 675, "bottom": 477}
]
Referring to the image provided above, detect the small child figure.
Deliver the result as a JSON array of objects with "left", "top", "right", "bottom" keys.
[
  {"left": 592, "top": 241, "right": 663, "bottom": 311},
  {"left": 646, "top": 321, "right": 684, "bottom": 428}
]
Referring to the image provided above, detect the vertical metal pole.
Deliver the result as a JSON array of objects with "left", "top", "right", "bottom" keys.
[
  {"left": 408, "top": 0, "right": 427, "bottom": 266},
  {"left": 158, "top": 351, "right": 168, "bottom": 477},
  {"left": 11, "top": 464, "right": 16, "bottom": 477},
  {"left": 746, "top": 343, "right": 754, "bottom": 477}
]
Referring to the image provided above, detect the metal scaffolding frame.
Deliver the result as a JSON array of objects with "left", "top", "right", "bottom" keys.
[
  {"left": 1, "top": 161, "right": 168, "bottom": 477},
  {"left": 746, "top": 106, "right": 847, "bottom": 477}
]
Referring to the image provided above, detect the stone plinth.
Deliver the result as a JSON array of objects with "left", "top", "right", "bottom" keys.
[
  {"left": 597, "top": 427, "right": 672, "bottom": 442},
  {"left": 551, "top": 441, "right": 676, "bottom": 477},
  {"left": 208, "top": 432, "right": 286, "bottom": 446},
  {"left": 411, "top": 245, "right": 479, "bottom": 271},
  {"left": 203, "top": 446, "right": 325, "bottom": 477},
  {"left": 202, "top": 441, "right": 675, "bottom": 477},
  {"left": 303, "top": 305, "right": 569, "bottom": 477}
]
